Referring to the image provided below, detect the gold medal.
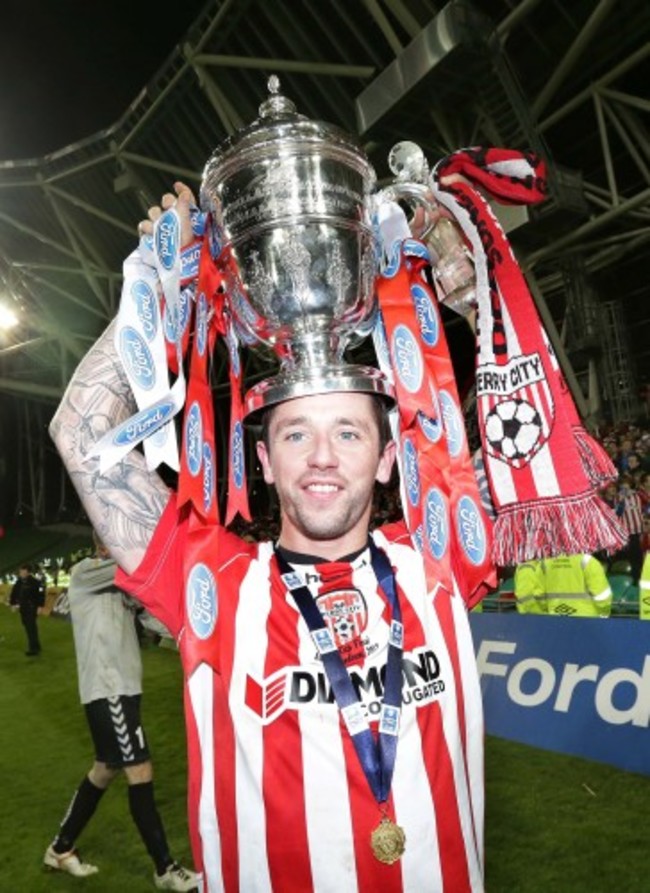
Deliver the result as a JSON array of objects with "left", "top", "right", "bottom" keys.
[{"left": 371, "top": 816, "right": 406, "bottom": 864}]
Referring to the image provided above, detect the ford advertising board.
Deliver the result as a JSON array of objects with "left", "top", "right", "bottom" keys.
[{"left": 470, "top": 614, "right": 650, "bottom": 776}]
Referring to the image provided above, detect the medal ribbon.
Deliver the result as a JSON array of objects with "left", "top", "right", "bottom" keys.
[{"left": 276, "top": 542, "right": 403, "bottom": 805}]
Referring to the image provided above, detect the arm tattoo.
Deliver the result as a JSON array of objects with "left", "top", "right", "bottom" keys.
[{"left": 50, "top": 321, "right": 170, "bottom": 574}]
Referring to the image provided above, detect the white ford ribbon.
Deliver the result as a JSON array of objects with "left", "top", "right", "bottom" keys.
[{"left": 90, "top": 208, "right": 189, "bottom": 473}]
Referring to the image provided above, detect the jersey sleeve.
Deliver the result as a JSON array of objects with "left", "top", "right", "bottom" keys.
[{"left": 115, "top": 494, "right": 189, "bottom": 638}]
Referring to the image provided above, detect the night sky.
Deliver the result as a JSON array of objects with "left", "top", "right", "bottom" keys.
[
  {"left": 0, "top": 0, "right": 208, "bottom": 160},
  {"left": 0, "top": 1, "right": 210, "bottom": 525}
]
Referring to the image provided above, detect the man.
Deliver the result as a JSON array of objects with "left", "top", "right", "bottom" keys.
[
  {"left": 541, "top": 553, "right": 612, "bottom": 618},
  {"left": 513, "top": 559, "right": 546, "bottom": 614},
  {"left": 43, "top": 533, "right": 197, "bottom": 892},
  {"left": 640, "top": 550, "right": 650, "bottom": 620},
  {"left": 10, "top": 563, "right": 45, "bottom": 655},
  {"left": 50, "top": 184, "right": 485, "bottom": 891}
]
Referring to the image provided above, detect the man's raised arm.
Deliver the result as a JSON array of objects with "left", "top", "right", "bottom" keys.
[{"left": 49, "top": 320, "right": 170, "bottom": 575}]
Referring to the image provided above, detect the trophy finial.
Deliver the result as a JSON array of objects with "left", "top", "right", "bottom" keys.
[
  {"left": 388, "top": 141, "right": 429, "bottom": 183},
  {"left": 259, "top": 74, "right": 297, "bottom": 119}
]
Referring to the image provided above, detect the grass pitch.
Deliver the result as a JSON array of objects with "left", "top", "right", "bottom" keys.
[{"left": 0, "top": 606, "right": 647, "bottom": 891}]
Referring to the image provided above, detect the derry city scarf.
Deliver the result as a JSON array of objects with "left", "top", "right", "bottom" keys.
[{"left": 431, "top": 147, "right": 626, "bottom": 564}]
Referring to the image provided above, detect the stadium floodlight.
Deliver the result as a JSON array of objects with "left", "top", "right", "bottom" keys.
[{"left": 0, "top": 303, "right": 18, "bottom": 329}]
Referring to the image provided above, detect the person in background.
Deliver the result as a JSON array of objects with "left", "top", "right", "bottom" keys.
[
  {"left": 640, "top": 515, "right": 650, "bottom": 555},
  {"left": 639, "top": 551, "right": 650, "bottom": 620},
  {"left": 9, "top": 563, "right": 45, "bottom": 655},
  {"left": 615, "top": 436, "right": 635, "bottom": 473},
  {"left": 514, "top": 559, "right": 547, "bottom": 614},
  {"left": 43, "top": 533, "right": 197, "bottom": 892},
  {"left": 617, "top": 474, "right": 644, "bottom": 582},
  {"left": 541, "top": 553, "right": 612, "bottom": 618}
]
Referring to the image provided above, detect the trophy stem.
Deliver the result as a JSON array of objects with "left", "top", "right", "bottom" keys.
[{"left": 287, "top": 331, "right": 341, "bottom": 369}]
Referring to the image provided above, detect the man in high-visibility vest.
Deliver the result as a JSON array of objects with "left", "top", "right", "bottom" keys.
[
  {"left": 542, "top": 553, "right": 612, "bottom": 618},
  {"left": 640, "top": 552, "right": 650, "bottom": 620},
  {"left": 514, "top": 560, "right": 547, "bottom": 614}
]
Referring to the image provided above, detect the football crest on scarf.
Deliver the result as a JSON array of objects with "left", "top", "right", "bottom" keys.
[{"left": 477, "top": 351, "right": 552, "bottom": 467}]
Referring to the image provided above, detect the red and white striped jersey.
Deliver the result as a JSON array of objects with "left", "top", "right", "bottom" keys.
[
  {"left": 620, "top": 488, "right": 644, "bottom": 536},
  {"left": 118, "top": 497, "right": 485, "bottom": 893}
]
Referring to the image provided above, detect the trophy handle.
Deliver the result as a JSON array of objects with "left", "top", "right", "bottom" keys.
[
  {"left": 377, "top": 193, "right": 476, "bottom": 318},
  {"left": 380, "top": 181, "right": 441, "bottom": 240}
]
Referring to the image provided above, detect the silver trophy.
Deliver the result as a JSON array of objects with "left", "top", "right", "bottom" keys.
[{"left": 200, "top": 76, "right": 393, "bottom": 417}]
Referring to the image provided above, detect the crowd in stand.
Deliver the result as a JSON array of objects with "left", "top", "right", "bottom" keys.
[
  {"left": 508, "top": 419, "right": 650, "bottom": 618},
  {"left": 597, "top": 420, "right": 650, "bottom": 580}
]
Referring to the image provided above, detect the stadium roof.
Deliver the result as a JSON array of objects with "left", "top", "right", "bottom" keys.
[{"left": 0, "top": 0, "right": 648, "bottom": 521}]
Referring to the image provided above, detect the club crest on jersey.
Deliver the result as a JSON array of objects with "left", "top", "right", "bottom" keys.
[
  {"left": 186, "top": 563, "right": 217, "bottom": 640},
  {"left": 456, "top": 495, "right": 487, "bottom": 565},
  {"left": 315, "top": 589, "right": 368, "bottom": 652}
]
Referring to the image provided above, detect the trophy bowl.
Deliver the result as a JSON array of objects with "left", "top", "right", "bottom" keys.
[{"left": 200, "top": 77, "right": 393, "bottom": 416}]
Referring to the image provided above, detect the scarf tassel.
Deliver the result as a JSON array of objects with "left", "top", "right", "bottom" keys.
[
  {"left": 492, "top": 490, "right": 628, "bottom": 567},
  {"left": 572, "top": 426, "right": 619, "bottom": 488}
]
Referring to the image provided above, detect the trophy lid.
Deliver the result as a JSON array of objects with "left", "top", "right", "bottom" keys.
[
  {"left": 199, "top": 75, "right": 393, "bottom": 423},
  {"left": 201, "top": 76, "right": 376, "bottom": 196}
]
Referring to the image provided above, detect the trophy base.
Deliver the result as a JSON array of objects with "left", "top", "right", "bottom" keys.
[{"left": 244, "top": 364, "right": 395, "bottom": 422}]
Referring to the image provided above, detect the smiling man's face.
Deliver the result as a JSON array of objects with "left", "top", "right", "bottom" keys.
[{"left": 256, "top": 392, "right": 395, "bottom": 559}]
